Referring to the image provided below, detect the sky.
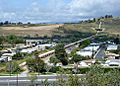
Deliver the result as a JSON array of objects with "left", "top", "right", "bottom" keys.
[{"left": 0, "top": 0, "right": 120, "bottom": 23}]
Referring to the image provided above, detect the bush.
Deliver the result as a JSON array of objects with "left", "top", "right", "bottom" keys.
[
  {"left": 26, "top": 57, "right": 46, "bottom": 73},
  {"left": 49, "top": 66, "right": 61, "bottom": 73},
  {"left": 12, "top": 53, "right": 26, "bottom": 60},
  {"left": 6, "top": 61, "right": 22, "bottom": 74},
  {"left": 63, "top": 67, "right": 120, "bottom": 74}
]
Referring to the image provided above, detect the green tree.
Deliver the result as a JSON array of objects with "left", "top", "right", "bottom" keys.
[
  {"left": 113, "top": 37, "right": 119, "bottom": 44},
  {"left": 41, "top": 65, "right": 120, "bottom": 86},
  {"left": 12, "top": 52, "right": 25, "bottom": 60},
  {"left": 0, "top": 36, "right": 5, "bottom": 49},
  {"left": 93, "top": 18, "right": 96, "bottom": 22},
  {"left": 49, "top": 66, "right": 61, "bottom": 73},
  {"left": 72, "top": 54, "right": 84, "bottom": 74},
  {"left": 44, "top": 79, "right": 49, "bottom": 86},
  {"left": 0, "top": 36, "right": 3, "bottom": 45},
  {"left": 66, "top": 74, "right": 81, "bottom": 86},
  {"left": 80, "top": 39, "right": 91, "bottom": 49},
  {"left": 85, "top": 65, "right": 120, "bottom": 86},
  {"left": 72, "top": 54, "right": 83, "bottom": 63},
  {"left": 26, "top": 57, "right": 46, "bottom": 73},
  {"left": 55, "top": 43, "right": 68, "bottom": 65},
  {"left": 6, "top": 35, "right": 24, "bottom": 47},
  {"left": 6, "top": 61, "right": 21, "bottom": 74},
  {"left": 85, "top": 65, "right": 104, "bottom": 86},
  {"left": 48, "top": 73, "right": 82, "bottom": 86},
  {"left": 99, "top": 69, "right": 120, "bottom": 86},
  {"left": 49, "top": 56, "right": 59, "bottom": 66},
  {"left": 7, "top": 35, "right": 17, "bottom": 47}
]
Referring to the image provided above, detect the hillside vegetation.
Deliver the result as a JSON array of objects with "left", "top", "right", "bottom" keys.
[
  {"left": 0, "top": 17, "right": 120, "bottom": 37},
  {"left": 0, "top": 24, "right": 63, "bottom": 37},
  {"left": 101, "top": 18, "right": 120, "bottom": 35}
]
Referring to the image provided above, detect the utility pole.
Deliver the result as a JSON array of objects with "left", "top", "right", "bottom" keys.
[
  {"left": 16, "top": 71, "right": 18, "bottom": 86},
  {"left": 8, "top": 61, "right": 12, "bottom": 86},
  {"left": 8, "top": 79, "right": 9, "bottom": 86}
]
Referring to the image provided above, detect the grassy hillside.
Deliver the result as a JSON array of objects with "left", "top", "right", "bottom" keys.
[
  {"left": 0, "top": 17, "right": 120, "bottom": 37},
  {"left": 0, "top": 24, "right": 63, "bottom": 37},
  {"left": 0, "top": 23, "right": 96, "bottom": 37},
  {"left": 101, "top": 18, "right": 120, "bottom": 35},
  {"left": 54, "top": 17, "right": 120, "bottom": 36}
]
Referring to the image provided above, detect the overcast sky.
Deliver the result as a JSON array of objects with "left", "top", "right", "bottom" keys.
[{"left": 0, "top": 0, "right": 120, "bottom": 23}]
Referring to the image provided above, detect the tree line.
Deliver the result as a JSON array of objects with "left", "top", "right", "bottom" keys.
[
  {"left": 0, "top": 21, "right": 32, "bottom": 26},
  {"left": 79, "top": 15, "right": 113, "bottom": 24},
  {"left": 0, "top": 35, "right": 25, "bottom": 49},
  {"left": 25, "top": 65, "right": 120, "bottom": 86}
]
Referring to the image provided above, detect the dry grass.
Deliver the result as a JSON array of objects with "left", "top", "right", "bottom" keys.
[
  {"left": 0, "top": 24, "right": 63, "bottom": 37},
  {"left": 100, "top": 18, "right": 120, "bottom": 35},
  {"left": 1, "top": 18, "right": 120, "bottom": 37},
  {"left": 0, "top": 23, "right": 95, "bottom": 37},
  {"left": 103, "top": 25, "right": 120, "bottom": 35},
  {"left": 63, "top": 23, "right": 96, "bottom": 33}
]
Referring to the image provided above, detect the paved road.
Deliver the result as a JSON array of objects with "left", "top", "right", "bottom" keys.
[
  {"left": 41, "top": 35, "right": 94, "bottom": 64},
  {"left": 0, "top": 74, "right": 84, "bottom": 86},
  {"left": 94, "top": 45, "right": 106, "bottom": 59},
  {"left": 0, "top": 75, "right": 65, "bottom": 86},
  {"left": 0, "top": 75, "right": 64, "bottom": 81},
  {"left": 0, "top": 79, "right": 61, "bottom": 86},
  {"left": 0, "top": 80, "right": 55, "bottom": 86}
]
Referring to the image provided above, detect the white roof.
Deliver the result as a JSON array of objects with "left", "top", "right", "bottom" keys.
[
  {"left": 90, "top": 43, "right": 100, "bottom": 46},
  {"left": 20, "top": 47, "right": 37, "bottom": 54},
  {"left": 80, "top": 61, "right": 88, "bottom": 67},
  {"left": 105, "top": 59, "right": 120, "bottom": 66},
  {"left": 2, "top": 52, "right": 16, "bottom": 56},
  {"left": 109, "top": 62, "right": 120, "bottom": 66},
  {"left": 83, "top": 45, "right": 99, "bottom": 51},
  {"left": 76, "top": 50, "right": 92, "bottom": 57},
  {"left": 0, "top": 56, "right": 12, "bottom": 61},
  {"left": 0, "top": 56, "right": 7, "bottom": 60},
  {"left": 38, "top": 44, "right": 52, "bottom": 47},
  {"left": 107, "top": 45, "right": 118, "bottom": 51},
  {"left": 37, "top": 43, "right": 56, "bottom": 47}
]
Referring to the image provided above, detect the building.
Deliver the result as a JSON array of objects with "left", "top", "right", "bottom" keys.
[
  {"left": 76, "top": 50, "right": 93, "bottom": 57},
  {"left": 107, "top": 44, "right": 118, "bottom": 51},
  {"left": 37, "top": 43, "right": 56, "bottom": 50},
  {"left": 83, "top": 43, "right": 100, "bottom": 52},
  {"left": 105, "top": 59, "right": 120, "bottom": 66},
  {"left": 38, "top": 50, "right": 55, "bottom": 58},
  {"left": 76, "top": 43, "right": 100, "bottom": 57},
  {"left": 25, "top": 37, "right": 50, "bottom": 45},
  {"left": 79, "top": 61, "right": 89, "bottom": 67},
  {"left": 20, "top": 47, "right": 37, "bottom": 54},
  {"left": 26, "top": 39, "right": 43, "bottom": 45},
  {"left": 0, "top": 52, "right": 15, "bottom": 62},
  {"left": 105, "top": 52, "right": 119, "bottom": 59}
]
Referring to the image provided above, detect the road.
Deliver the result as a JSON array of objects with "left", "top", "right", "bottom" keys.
[
  {"left": 40, "top": 35, "right": 94, "bottom": 64},
  {"left": 0, "top": 75, "right": 64, "bottom": 86},
  {"left": 0, "top": 79, "right": 62, "bottom": 86},
  {"left": 94, "top": 45, "right": 106, "bottom": 59},
  {"left": 64, "top": 35, "right": 94, "bottom": 48},
  {"left": 0, "top": 74, "right": 84, "bottom": 86},
  {"left": 0, "top": 35, "right": 95, "bottom": 86}
]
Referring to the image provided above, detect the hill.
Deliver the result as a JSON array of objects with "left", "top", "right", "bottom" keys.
[
  {"left": 0, "top": 24, "right": 63, "bottom": 37},
  {"left": 101, "top": 17, "right": 120, "bottom": 35},
  {"left": 0, "top": 17, "right": 120, "bottom": 37}
]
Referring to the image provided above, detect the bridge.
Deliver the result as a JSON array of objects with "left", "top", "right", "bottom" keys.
[{"left": 38, "top": 35, "right": 95, "bottom": 58}]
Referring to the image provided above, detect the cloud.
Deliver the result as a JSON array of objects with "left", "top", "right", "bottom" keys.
[
  {"left": 67, "top": 0, "right": 120, "bottom": 17},
  {"left": 0, "top": 0, "right": 120, "bottom": 23}
]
